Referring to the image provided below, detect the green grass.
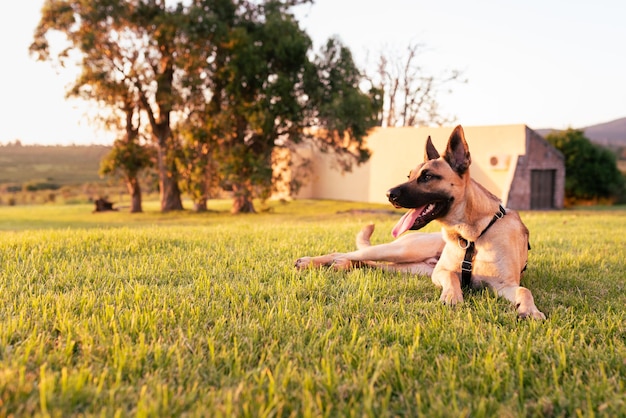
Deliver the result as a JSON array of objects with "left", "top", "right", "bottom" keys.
[{"left": 0, "top": 200, "right": 625, "bottom": 417}]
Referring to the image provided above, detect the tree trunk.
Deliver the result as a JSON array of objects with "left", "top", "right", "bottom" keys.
[
  {"left": 126, "top": 176, "right": 143, "bottom": 213},
  {"left": 157, "top": 143, "right": 184, "bottom": 212},
  {"left": 148, "top": 99, "right": 183, "bottom": 212},
  {"left": 232, "top": 195, "right": 256, "bottom": 213},
  {"left": 231, "top": 184, "right": 256, "bottom": 214},
  {"left": 193, "top": 172, "right": 210, "bottom": 212},
  {"left": 194, "top": 197, "right": 208, "bottom": 212}
]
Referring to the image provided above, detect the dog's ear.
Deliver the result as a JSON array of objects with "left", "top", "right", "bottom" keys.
[
  {"left": 443, "top": 125, "right": 471, "bottom": 175},
  {"left": 424, "top": 136, "right": 440, "bottom": 161}
]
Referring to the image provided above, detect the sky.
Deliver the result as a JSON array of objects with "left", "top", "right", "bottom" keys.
[{"left": 1, "top": 0, "right": 625, "bottom": 145}]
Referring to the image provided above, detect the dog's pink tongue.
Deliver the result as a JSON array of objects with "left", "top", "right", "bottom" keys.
[{"left": 392, "top": 208, "right": 421, "bottom": 238}]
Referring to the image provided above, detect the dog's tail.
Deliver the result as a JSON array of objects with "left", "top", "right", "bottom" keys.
[{"left": 356, "top": 224, "right": 375, "bottom": 249}]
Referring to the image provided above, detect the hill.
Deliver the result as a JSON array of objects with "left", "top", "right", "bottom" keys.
[
  {"left": 580, "top": 117, "right": 626, "bottom": 148},
  {"left": 0, "top": 144, "right": 111, "bottom": 187},
  {"left": 536, "top": 117, "right": 626, "bottom": 148}
]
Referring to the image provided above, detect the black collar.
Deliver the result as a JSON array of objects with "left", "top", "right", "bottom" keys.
[{"left": 459, "top": 205, "right": 506, "bottom": 288}]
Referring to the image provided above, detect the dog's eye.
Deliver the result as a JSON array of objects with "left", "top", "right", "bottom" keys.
[{"left": 418, "top": 171, "right": 435, "bottom": 183}]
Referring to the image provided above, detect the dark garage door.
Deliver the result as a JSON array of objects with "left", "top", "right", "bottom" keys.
[{"left": 530, "top": 169, "right": 555, "bottom": 209}]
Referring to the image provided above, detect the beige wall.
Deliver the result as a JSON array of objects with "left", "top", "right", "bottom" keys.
[
  {"left": 292, "top": 125, "right": 530, "bottom": 205},
  {"left": 286, "top": 142, "right": 372, "bottom": 201}
]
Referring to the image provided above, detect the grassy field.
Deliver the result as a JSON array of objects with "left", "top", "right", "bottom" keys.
[
  {"left": 0, "top": 144, "right": 111, "bottom": 186},
  {"left": 0, "top": 144, "right": 144, "bottom": 206},
  {"left": 0, "top": 200, "right": 625, "bottom": 417}
]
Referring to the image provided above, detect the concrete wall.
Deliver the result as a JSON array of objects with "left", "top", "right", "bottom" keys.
[
  {"left": 282, "top": 124, "right": 564, "bottom": 209},
  {"left": 286, "top": 142, "right": 372, "bottom": 201},
  {"left": 507, "top": 127, "right": 565, "bottom": 209}
]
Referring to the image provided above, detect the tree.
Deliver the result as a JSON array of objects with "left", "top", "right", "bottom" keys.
[
  {"left": 546, "top": 129, "right": 626, "bottom": 203},
  {"left": 307, "top": 38, "right": 383, "bottom": 167},
  {"left": 177, "top": 122, "right": 220, "bottom": 212},
  {"left": 186, "top": 2, "right": 380, "bottom": 213},
  {"left": 99, "top": 100, "right": 154, "bottom": 213},
  {"left": 31, "top": 0, "right": 191, "bottom": 211},
  {"left": 372, "top": 42, "right": 465, "bottom": 127}
]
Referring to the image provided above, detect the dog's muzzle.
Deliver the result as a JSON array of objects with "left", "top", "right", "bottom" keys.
[{"left": 386, "top": 188, "right": 402, "bottom": 207}]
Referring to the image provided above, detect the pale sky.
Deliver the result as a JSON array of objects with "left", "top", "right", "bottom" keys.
[{"left": 1, "top": 0, "right": 625, "bottom": 145}]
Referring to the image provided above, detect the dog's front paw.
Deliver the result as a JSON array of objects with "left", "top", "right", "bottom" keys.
[
  {"left": 330, "top": 258, "right": 353, "bottom": 270},
  {"left": 439, "top": 287, "right": 464, "bottom": 305},
  {"left": 517, "top": 304, "right": 546, "bottom": 320},
  {"left": 295, "top": 257, "right": 312, "bottom": 269}
]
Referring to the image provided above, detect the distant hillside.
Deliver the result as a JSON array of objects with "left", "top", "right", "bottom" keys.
[
  {"left": 0, "top": 144, "right": 111, "bottom": 186},
  {"left": 536, "top": 117, "right": 626, "bottom": 148},
  {"left": 580, "top": 118, "right": 626, "bottom": 148}
]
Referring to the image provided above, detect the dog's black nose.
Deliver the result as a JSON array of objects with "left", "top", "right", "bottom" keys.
[{"left": 386, "top": 189, "right": 398, "bottom": 202}]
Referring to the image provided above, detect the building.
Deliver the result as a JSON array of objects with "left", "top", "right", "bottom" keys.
[{"left": 278, "top": 125, "right": 564, "bottom": 210}]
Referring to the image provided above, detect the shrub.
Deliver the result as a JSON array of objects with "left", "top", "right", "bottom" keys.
[{"left": 23, "top": 181, "right": 61, "bottom": 192}]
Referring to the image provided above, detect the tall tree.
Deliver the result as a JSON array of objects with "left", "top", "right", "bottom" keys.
[
  {"left": 177, "top": 121, "right": 220, "bottom": 212},
  {"left": 99, "top": 99, "right": 154, "bottom": 213},
  {"left": 373, "top": 42, "right": 465, "bottom": 127},
  {"left": 307, "top": 37, "right": 383, "bottom": 168},
  {"left": 30, "top": 0, "right": 189, "bottom": 211},
  {"left": 196, "top": 1, "right": 380, "bottom": 213},
  {"left": 166, "top": 0, "right": 239, "bottom": 212}
]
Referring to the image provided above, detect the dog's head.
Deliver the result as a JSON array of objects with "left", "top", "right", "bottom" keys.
[{"left": 387, "top": 125, "right": 471, "bottom": 237}]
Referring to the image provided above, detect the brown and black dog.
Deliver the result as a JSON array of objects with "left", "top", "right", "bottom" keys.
[{"left": 295, "top": 125, "right": 545, "bottom": 319}]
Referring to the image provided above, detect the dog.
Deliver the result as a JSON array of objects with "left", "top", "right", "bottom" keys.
[{"left": 295, "top": 125, "right": 545, "bottom": 320}]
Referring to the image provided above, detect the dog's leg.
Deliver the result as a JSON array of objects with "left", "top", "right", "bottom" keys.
[
  {"left": 330, "top": 232, "right": 442, "bottom": 268},
  {"left": 430, "top": 245, "right": 464, "bottom": 304},
  {"left": 431, "top": 268, "right": 464, "bottom": 305},
  {"left": 326, "top": 258, "right": 438, "bottom": 275},
  {"left": 295, "top": 227, "right": 443, "bottom": 272},
  {"left": 295, "top": 253, "right": 344, "bottom": 269},
  {"left": 356, "top": 224, "right": 375, "bottom": 249},
  {"left": 497, "top": 285, "right": 546, "bottom": 320},
  {"left": 394, "top": 261, "right": 437, "bottom": 276},
  {"left": 296, "top": 224, "right": 377, "bottom": 270}
]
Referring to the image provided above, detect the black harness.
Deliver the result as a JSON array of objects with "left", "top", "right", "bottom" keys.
[{"left": 459, "top": 205, "right": 507, "bottom": 288}]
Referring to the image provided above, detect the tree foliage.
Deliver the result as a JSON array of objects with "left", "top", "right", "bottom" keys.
[
  {"left": 178, "top": 1, "right": 381, "bottom": 213},
  {"left": 308, "top": 38, "right": 383, "bottom": 166},
  {"left": 546, "top": 129, "right": 626, "bottom": 203}
]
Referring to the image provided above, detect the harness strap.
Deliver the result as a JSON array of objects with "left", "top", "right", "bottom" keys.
[
  {"left": 460, "top": 205, "right": 506, "bottom": 288},
  {"left": 460, "top": 242, "right": 476, "bottom": 288}
]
